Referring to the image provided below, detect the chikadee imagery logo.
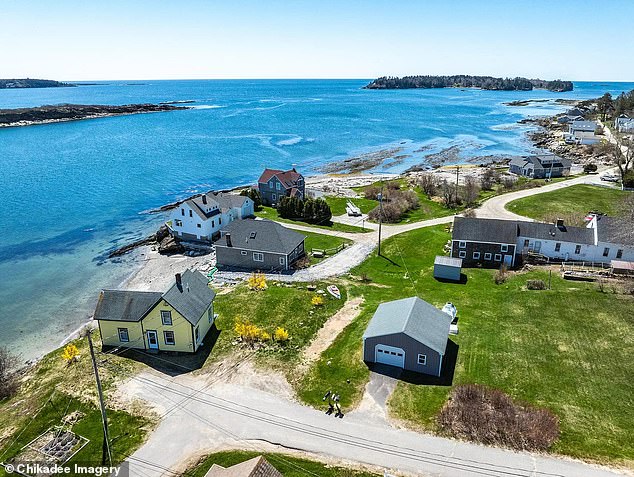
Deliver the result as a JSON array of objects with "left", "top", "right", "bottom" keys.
[{"left": 3, "top": 462, "right": 127, "bottom": 477}]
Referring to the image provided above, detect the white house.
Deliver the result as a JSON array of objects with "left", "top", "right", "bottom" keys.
[
  {"left": 565, "top": 120, "right": 600, "bottom": 145},
  {"left": 615, "top": 115, "right": 634, "bottom": 133},
  {"left": 169, "top": 192, "right": 254, "bottom": 242}
]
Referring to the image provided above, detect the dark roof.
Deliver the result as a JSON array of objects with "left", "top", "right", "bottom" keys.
[
  {"left": 596, "top": 216, "right": 634, "bottom": 246},
  {"left": 434, "top": 256, "right": 462, "bottom": 268},
  {"left": 209, "top": 192, "right": 250, "bottom": 212},
  {"left": 216, "top": 219, "right": 305, "bottom": 254},
  {"left": 511, "top": 155, "right": 571, "bottom": 170},
  {"left": 569, "top": 120, "right": 596, "bottom": 132},
  {"left": 93, "top": 290, "right": 162, "bottom": 322},
  {"left": 257, "top": 168, "right": 303, "bottom": 189},
  {"left": 162, "top": 269, "right": 217, "bottom": 326},
  {"left": 363, "top": 297, "right": 452, "bottom": 355},
  {"left": 205, "top": 456, "right": 282, "bottom": 477},
  {"left": 452, "top": 216, "right": 518, "bottom": 244},
  {"left": 516, "top": 221, "right": 594, "bottom": 245}
]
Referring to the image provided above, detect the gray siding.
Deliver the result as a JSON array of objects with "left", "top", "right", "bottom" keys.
[
  {"left": 215, "top": 242, "right": 305, "bottom": 271},
  {"left": 259, "top": 176, "right": 285, "bottom": 206},
  {"left": 434, "top": 263, "right": 461, "bottom": 281},
  {"left": 363, "top": 332, "right": 443, "bottom": 376}
]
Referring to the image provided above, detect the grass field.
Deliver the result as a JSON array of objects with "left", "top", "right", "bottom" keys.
[
  {"left": 297, "top": 224, "right": 634, "bottom": 465},
  {"left": 0, "top": 337, "right": 151, "bottom": 477},
  {"left": 255, "top": 206, "right": 369, "bottom": 233},
  {"left": 189, "top": 450, "right": 379, "bottom": 477},
  {"left": 323, "top": 196, "right": 377, "bottom": 216},
  {"left": 303, "top": 231, "right": 352, "bottom": 264},
  {"left": 506, "top": 184, "right": 630, "bottom": 224}
]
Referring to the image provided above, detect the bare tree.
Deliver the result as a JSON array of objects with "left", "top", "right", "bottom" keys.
[
  {"left": 481, "top": 168, "right": 498, "bottom": 190},
  {"left": 461, "top": 176, "right": 481, "bottom": 206},
  {"left": 417, "top": 173, "right": 437, "bottom": 197},
  {"left": 614, "top": 135, "right": 633, "bottom": 189},
  {"left": 440, "top": 179, "right": 459, "bottom": 208}
]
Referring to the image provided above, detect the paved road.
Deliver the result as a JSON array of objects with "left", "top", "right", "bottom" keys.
[{"left": 124, "top": 371, "right": 622, "bottom": 477}]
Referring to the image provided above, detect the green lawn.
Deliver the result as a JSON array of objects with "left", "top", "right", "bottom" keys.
[
  {"left": 303, "top": 231, "right": 352, "bottom": 264},
  {"left": 255, "top": 206, "right": 370, "bottom": 233},
  {"left": 506, "top": 184, "right": 630, "bottom": 224},
  {"left": 189, "top": 450, "right": 379, "bottom": 477},
  {"left": 297, "top": 225, "right": 634, "bottom": 466},
  {"left": 0, "top": 338, "right": 150, "bottom": 477},
  {"left": 323, "top": 196, "right": 377, "bottom": 216},
  {"left": 212, "top": 282, "right": 346, "bottom": 371}
]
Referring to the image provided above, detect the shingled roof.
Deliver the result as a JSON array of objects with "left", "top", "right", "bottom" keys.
[
  {"left": 257, "top": 168, "right": 303, "bottom": 189},
  {"left": 595, "top": 215, "right": 634, "bottom": 246},
  {"left": 204, "top": 456, "right": 282, "bottom": 477},
  {"left": 93, "top": 290, "right": 163, "bottom": 322},
  {"left": 452, "top": 216, "right": 518, "bottom": 244},
  {"left": 216, "top": 219, "right": 305, "bottom": 254},
  {"left": 516, "top": 221, "right": 594, "bottom": 244},
  {"left": 162, "top": 269, "right": 217, "bottom": 326},
  {"left": 363, "top": 297, "right": 452, "bottom": 355}
]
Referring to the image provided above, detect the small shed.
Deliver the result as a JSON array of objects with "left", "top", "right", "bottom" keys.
[
  {"left": 434, "top": 256, "right": 462, "bottom": 281},
  {"left": 362, "top": 297, "right": 452, "bottom": 376}
]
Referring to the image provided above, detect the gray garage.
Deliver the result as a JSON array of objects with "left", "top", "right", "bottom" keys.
[
  {"left": 434, "top": 255, "right": 462, "bottom": 282},
  {"left": 362, "top": 297, "right": 452, "bottom": 377}
]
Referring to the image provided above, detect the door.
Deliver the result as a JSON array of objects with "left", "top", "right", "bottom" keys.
[
  {"left": 534, "top": 241, "right": 542, "bottom": 253},
  {"left": 146, "top": 330, "right": 159, "bottom": 350},
  {"left": 504, "top": 255, "right": 513, "bottom": 267},
  {"left": 375, "top": 344, "right": 405, "bottom": 368}
]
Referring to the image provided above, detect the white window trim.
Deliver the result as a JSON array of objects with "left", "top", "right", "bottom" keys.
[
  {"left": 161, "top": 310, "right": 173, "bottom": 326},
  {"left": 163, "top": 331, "right": 175, "bottom": 346},
  {"left": 240, "top": 250, "right": 248, "bottom": 256},
  {"left": 118, "top": 328, "right": 129, "bottom": 343},
  {"left": 417, "top": 354, "right": 427, "bottom": 365},
  {"left": 276, "top": 182, "right": 281, "bottom": 190},
  {"left": 459, "top": 241, "right": 466, "bottom": 249},
  {"left": 484, "top": 253, "right": 492, "bottom": 260},
  {"left": 253, "top": 252, "right": 264, "bottom": 262},
  {"left": 458, "top": 251, "right": 466, "bottom": 258},
  {"left": 494, "top": 254, "right": 502, "bottom": 261},
  {"left": 501, "top": 244, "right": 508, "bottom": 252},
  {"left": 279, "top": 257, "right": 286, "bottom": 265},
  {"left": 473, "top": 252, "right": 480, "bottom": 259},
  {"left": 575, "top": 245, "right": 581, "bottom": 254}
]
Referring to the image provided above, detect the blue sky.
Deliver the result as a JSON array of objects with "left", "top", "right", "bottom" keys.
[{"left": 2, "top": 0, "right": 633, "bottom": 81}]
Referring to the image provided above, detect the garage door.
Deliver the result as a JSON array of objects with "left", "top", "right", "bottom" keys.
[{"left": 375, "top": 344, "right": 405, "bottom": 368}]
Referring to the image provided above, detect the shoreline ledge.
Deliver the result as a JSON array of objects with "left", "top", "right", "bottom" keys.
[{"left": 0, "top": 103, "right": 191, "bottom": 127}]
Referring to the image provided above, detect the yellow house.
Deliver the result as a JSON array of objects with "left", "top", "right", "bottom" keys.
[{"left": 94, "top": 269, "right": 216, "bottom": 353}]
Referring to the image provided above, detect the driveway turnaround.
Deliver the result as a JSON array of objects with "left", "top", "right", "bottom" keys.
[{"left": 123, "top": 371, "right": 622, "bottom": 477}]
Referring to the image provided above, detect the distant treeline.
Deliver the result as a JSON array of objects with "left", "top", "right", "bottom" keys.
[
  {"left": 365, "top": 75, "right": 573, "bottom": 92},
  {"left": 589, "top": 89, "right": 634, "bottom": 118},
  {"left": 0, "top": 79, "right": 75, "bottom": 89}
]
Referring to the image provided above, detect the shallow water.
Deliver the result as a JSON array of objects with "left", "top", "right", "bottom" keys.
[{"left": 1, "top": 79, "right": 632, "bottom": 360}]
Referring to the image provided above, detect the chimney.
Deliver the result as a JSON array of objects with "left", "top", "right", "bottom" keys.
[
  {"left": 202, "top": 195, "right": 207, "bottom": 205},
  {"left": 225, "top": 233, "right": 232, "bottom": 247},
  {"left": 175, "top": 273, "right": 182, "bottom": 288},
  {"left": 556, "top": 218, "right": 564, "bottom": 229}
]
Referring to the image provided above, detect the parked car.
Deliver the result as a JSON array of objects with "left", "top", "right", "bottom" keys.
[{"left": 600, "top": 174, "right": 619, "bottom": 182}]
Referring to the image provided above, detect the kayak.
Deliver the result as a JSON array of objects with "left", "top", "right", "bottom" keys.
[{"left": 327, "top": 285, "right": 341, "bottom": 299}]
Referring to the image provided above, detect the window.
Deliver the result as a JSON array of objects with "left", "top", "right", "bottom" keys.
[
  {"left": 501, "top": 244, "right": 508, "bottom": 252},
  {"left": 459, "top": 241, "right": 466, "bottom": 249},
  {"left": 617, "top": 249, "right": 623, "bottom": 259},
  {"left": 161, "top": 310, "right": 172, "bottom": 326},
  {"left": 272, "top": 193, "right": 276, "bottom": 201},
  {"left": 494, "top": 254, "right": 502, "bottom": 261},
  {"left": 269, "top": 180, "right": 273, "bottom": 188},
  {"left": 208, "top": 307, "right": 213, "bottom": 324},
  {"left": 473, "top": 252, "right": 480, "bottom": 259},
  {"left": 555, "top": 242, "right": 561, "bottom": 252},
  {"left": 163, "top": 331, "right": 175, "bottom": 345},
  {"left": 253, "top": 252, "right": 264, "bottom": 262},
  {"left": 484, "top": 253, "right": 492, "bottom": 260},
  {"left": 219, "top": 217, "right": 222, "bottom": 224},
  {"left": 524, "top": 239, "right": 530, "bottom": 247},
  {"left": 249, "top": 231, "right": 257, "bottom": 239},
  {"left": 175, "top": 219, "right": 182, "bottom": 227},
  {"left": 118, "top": 328, "right": 129, "bottom": 342},
  {"left": 181, "top": 208, "right": 185, "bottom": 216},
  {"left": 575, "top": 245, "right": 581, "bottom": 254},
  {"left": 458, "top": 251, "right": 466, "bottom": 258},
  {"left": 417, "top": 354, "right": 427, "bottom": 366},
  {"left": 189, "top": 210, "right": 193, "bottom": 217},
  {"left": 240, "top": 250, "right": 247, "bottom": 256},
  {"left": 603, "top": 247, "right": 610, "bottom": 257},
  {"left": 197, "top": 223, "right": 201, "bottom": 228},
  {"left": 211, "top": 220, "right": 215, "bottom": 227},
  {"left": 195, "top": 326, "right": 200, "bottom": 343},
  {"left": 279, "top": 257, "right": 286, "bottom": 265},
  {"left": 276, "top": 182, "right": 281, "bottom": 190}
]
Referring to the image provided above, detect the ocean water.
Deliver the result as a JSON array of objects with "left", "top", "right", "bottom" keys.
[{"left": 1, "top": 79, "right": 633, "bottom": 361}]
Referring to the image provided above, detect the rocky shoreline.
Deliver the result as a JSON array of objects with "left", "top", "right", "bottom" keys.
[{"left": 0, "top": 103, "right": 190, "bottom": 127}]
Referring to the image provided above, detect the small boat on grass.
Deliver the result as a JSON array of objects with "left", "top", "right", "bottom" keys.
[{"left": 327, "top": 285, "right": 341, "bottom": 299}]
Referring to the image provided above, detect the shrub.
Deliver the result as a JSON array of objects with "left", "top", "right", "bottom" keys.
[
  {"left": 274, "top": 327, "right": 290, "bottom": 342},
  {"left": 234, "top": 319, "right": 269, "bottom": 345},
  {"left": 277, "top": 197, "right": 332, "bottom": 224},
  {"left": 416, "top": 173, "right": 437, "bottom": 197},
  {"left": 481, "top": 168, "right": 498, "bottom": 190},
  {"left": 461, "top": 176, "right": 481, "bottom": 206},
  {"left": 438, "top": 384, "right": 559, "bottom": 451},
  {"left": 311, "top": 295, "right": 325, "bottom": 306},
  {"left": 239, "top": 187, "right": 262, "bottom": 211},
  {"left": 583, "top": 163, "right": 598, "bottom": 174},
  {"left": 494, "top": 264, "right": 508, "bottom": 285},
  {"left": 623, "top": 170, "right": 634, "bottom": 189},
  {"left": 61, "top": 343, "right": 80, "bottom": 365},
  {"left": 501, "top": 176, "right": 516, "bottom": 190},
  {"left": 0, "top": 346, "right": 19, "bottom": 399},
  {"left": 527, "top": 279, "right": 546, "bottom": 290},
  {"left": 248, "top": 272, "right": 267, "bottom": 291}
]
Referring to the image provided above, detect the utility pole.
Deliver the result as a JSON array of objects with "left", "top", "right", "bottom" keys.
[
  {"left": 88, "top": 331, "right": 112, "bottom": 466},
  {"left": 377, "top": 186, "right": 384, "bottom": 257}
]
